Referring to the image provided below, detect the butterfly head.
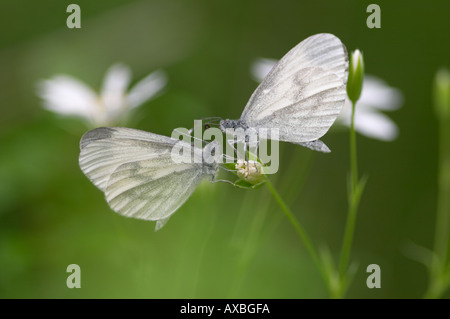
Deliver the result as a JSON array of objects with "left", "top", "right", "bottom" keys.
[{"left": 219, "top": 119, "right": 247, "bottom": 131}]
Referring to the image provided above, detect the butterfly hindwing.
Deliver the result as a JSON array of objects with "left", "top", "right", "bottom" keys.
[{"left": 105, "top": 158, "right": 206, "bottom": 221}]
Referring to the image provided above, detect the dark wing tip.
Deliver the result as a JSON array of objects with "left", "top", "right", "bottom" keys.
[
  {"left": 297, "top": 139, "right": 331, "bottom": 153},
  {"left": 80, "top": 127, "right": 117, "bottom": 149}
]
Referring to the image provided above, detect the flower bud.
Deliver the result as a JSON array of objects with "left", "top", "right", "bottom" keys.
[
  {"left": 347, "top": 50, "right": 365, "bottom": 104},
  {"left": 236, "top": 160, "right": 266, "bottom": 185},
  {"left": 434, "top": 68, "right": 450, "bottom": 119}
]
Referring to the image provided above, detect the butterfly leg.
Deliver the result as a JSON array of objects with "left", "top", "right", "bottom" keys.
[
  {"left": 225, "top": 138, "right": 246, "bottom": 162},
  {"left": 210, "top": 178, "right": 259, "bottom": 189}
]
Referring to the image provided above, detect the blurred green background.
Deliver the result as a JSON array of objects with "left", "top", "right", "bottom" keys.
[{"left": 0, "top": 0, "right": 449, "bottom": 298}]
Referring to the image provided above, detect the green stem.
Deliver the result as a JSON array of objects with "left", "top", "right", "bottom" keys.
[
  {"left": 265, "top": 179, "right": 327, "bottom": 283},
  {"left": 339, "top": 101, "right": 360, "bottom": 283},
  {"left": 425, "top": 106, "right": 450, "bottom": 298},
  {"left": 339, "top": 195, "right": 358, "bottom": 278},
  {"left": 350, "top": 102, "right": 358, "bottom": 193},
  {"left": 424, "top": 275, "right": 448, "bottom": 299},
  {"left": 435, "top": 115, "right": 450, "bottom": 267}
]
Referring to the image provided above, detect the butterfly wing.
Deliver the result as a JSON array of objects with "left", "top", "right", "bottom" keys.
[
  {"left": 104, "top": 157, "right": 207, "bottom": 221},
  {"left": 79, "top": 127, "right": 183, "bottom": 191},
  {"left": 241, "top": 33, "right": 349, "bottom": 143},
  {"left": 79, "top": 127, "right": 214, "bottom": 228}
]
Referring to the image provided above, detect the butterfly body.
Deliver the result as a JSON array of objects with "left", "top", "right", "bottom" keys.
[
  {"left": 219, "top": 119, "right": 249, "bottom": 131},
  {"left": 79, "top": 127, "right": 218, "bottom": 230}
]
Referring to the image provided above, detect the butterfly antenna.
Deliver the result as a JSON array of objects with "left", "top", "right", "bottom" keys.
[
  {"left": 173, "top": 128, "right": 208, "bottom": 145},
  {"left": 211, "top": 178, "right": 254, "bottom": 190},
  {"left": 199, "top": 116, "right": 222, "bottom": 122},
  {"left": 222, "top": 153, "right": 235, "bottom": 160},
  {"left": 205, "top": 122, "right": 220, "bottom": 127}
]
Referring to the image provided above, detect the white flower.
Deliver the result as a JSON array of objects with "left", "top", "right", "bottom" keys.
[
  {"left": 339, "top": 75, "right": 403, "bottom": 141},
  {"left": 37, "top": 63, "right": 167, "bottom": 127},
  {"left": 251, "top": 58, "right": 403, "bottom": 141},
  {"left": 250, "top": 58, "right": 278, "bottom": 83}
]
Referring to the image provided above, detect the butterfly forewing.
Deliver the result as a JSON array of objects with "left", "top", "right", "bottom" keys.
[
  {"left": 241, "top": 33, "right": 349, "bottom": 143},
  {"left": 79, "top": 127, "right": 181, "bottom": 191}
]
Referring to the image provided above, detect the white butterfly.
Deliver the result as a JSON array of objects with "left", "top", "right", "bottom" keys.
[
  {"left": 79, "top": 127, "right": 219, "bottom": 231},
  {"left": 219, "top": 33, "right": 349, "bottom": 153}
]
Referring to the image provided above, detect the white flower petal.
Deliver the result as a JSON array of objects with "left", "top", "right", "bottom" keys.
[
  {"left": 337, "top": 98, "right": 399, "bottom": 141},
  {"left": 250, "top": 58, "right": 277, "bottom": 82},
  {"left": 353, "top": 109, "right": 399, "bottom": 141},
  {"left": 336, "top": 98, "right": 353, "bottom": 126},
  {"left": 101, "top": 63, "right": 131, "bottom": 113},
  {"left": 37, "top": 75, "right": 98, "bottom": 118},
  {"left": 359, "top": 75, "right": 403, "bottom": 111},
  {"left": 127, "top": 70, "right": 167, "bottom": 109}
]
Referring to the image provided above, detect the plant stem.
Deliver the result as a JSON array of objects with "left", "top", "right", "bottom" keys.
[
  {"left": 339, "top": 101, "right": 360, "bottom": 285},
  {"left": 350, "top": 102, "right": 358, "bottom": 193},
  {"left": 425, "top": 105, "right": 450, "bottom": 298},
  {"left": 265, "top": 179, "right": 327, "bottom": 282},
  {"left": 435, "top": 114, "right": 450, "bottom": 268},
  {"left": 339, "top": 196, "right": 358, "bottom": 277}
]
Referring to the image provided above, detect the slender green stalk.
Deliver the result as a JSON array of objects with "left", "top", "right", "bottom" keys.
[
  {"left": 434, "top": 114, "right": 450, "bottom": 268},
  {"left": 350, "top": 101, "right": 358, "bottom": 193},
  {"left": 338, "top": 100, "right": 363, "bottom": 291},
  {"left": 339, "top": 196, "right": 359, "bottom": 277},
  {"left": 423, "top": 69, "right": 450, "bottom": 299},
  {"left": 425, "top": 99, "right": 450, "bottom": 299},
  {"left": 265, "top": 179, "right": 327, "bottom": 282}
]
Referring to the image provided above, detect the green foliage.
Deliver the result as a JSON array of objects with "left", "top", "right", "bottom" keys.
[{"left": 1, "top": 0, "right": 450, "bottom": 299}]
